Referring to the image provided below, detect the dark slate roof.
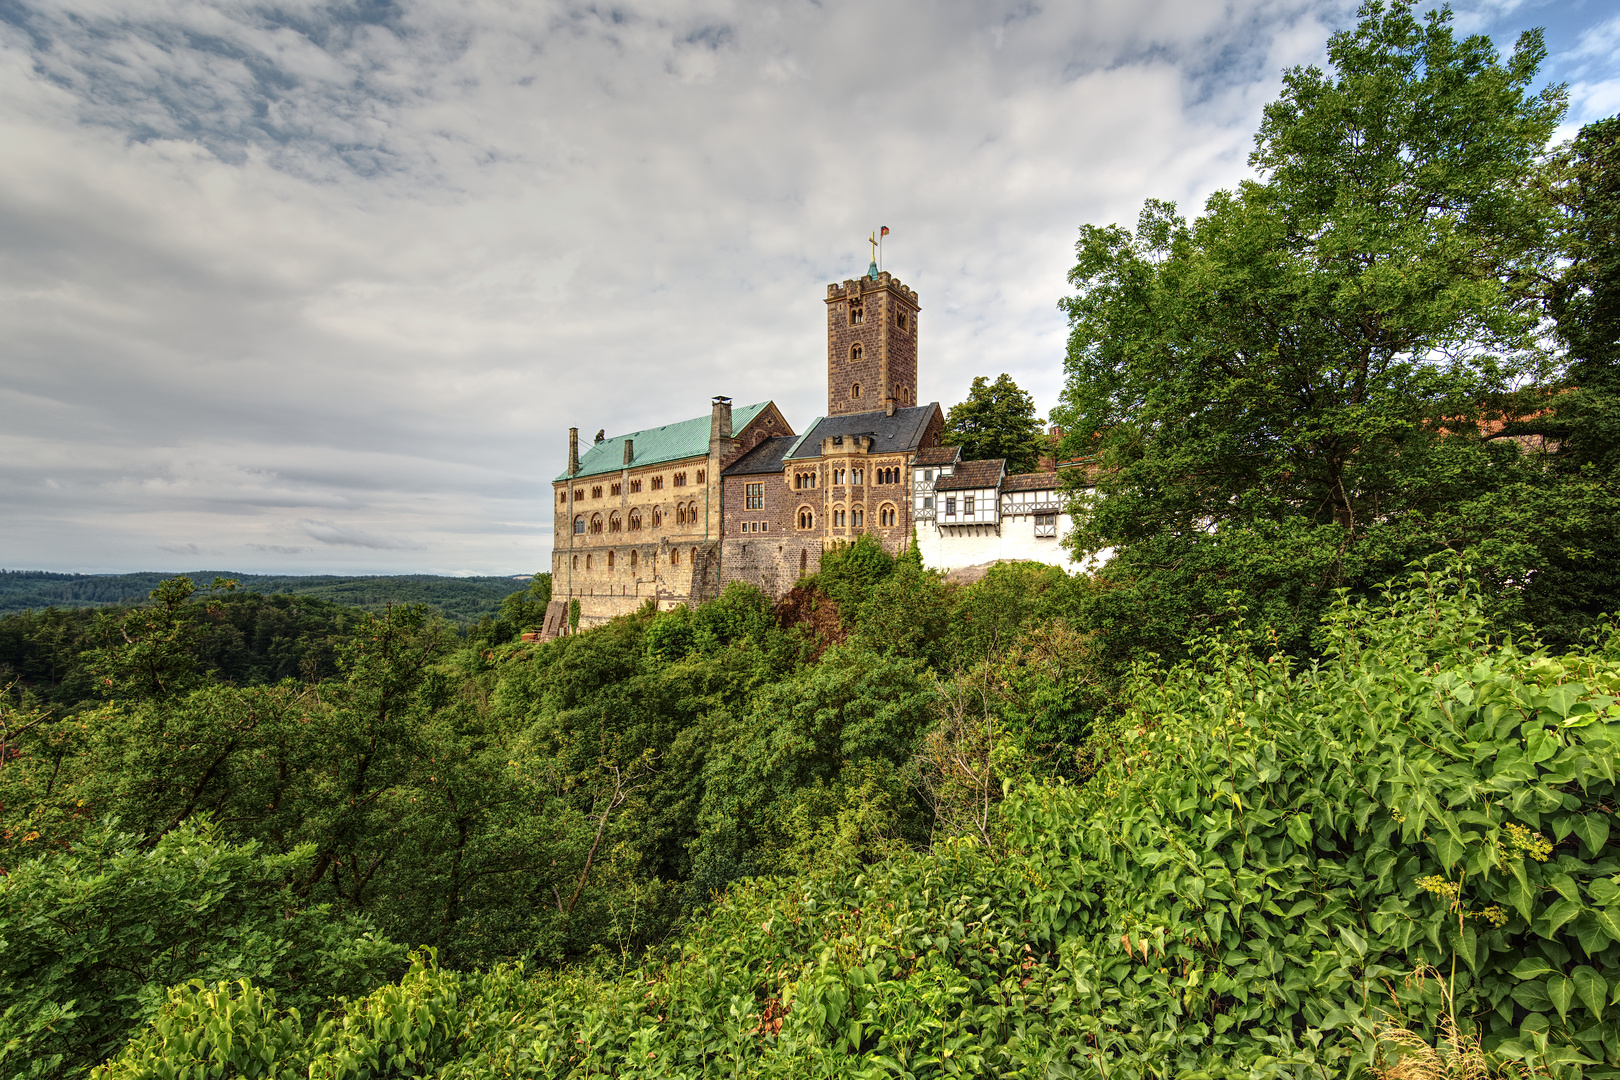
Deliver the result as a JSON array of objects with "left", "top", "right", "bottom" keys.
[
  {"left": 936, "top": 458, "right": 1005, "bottom": 491},
  {"left": 1002, "top": 471, "right": 1058, "bottom": 493},
  {"left": 913, "top": 445, "right": 961, "bottom": 466},
  {"left": 554, "top": 402, "right": 771, "bottom": 482},
  {"left": 786, "top": 403, "right": 941, "bottom": 459},
  {"left": 722, "top": 436, "right": 799, "bottom": 477}
]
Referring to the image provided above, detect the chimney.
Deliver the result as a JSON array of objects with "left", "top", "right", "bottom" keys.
[
  {"left": 568, "top": 427, "right": 579, "bottom": 475},
  {"left": 623, "top": 439, "right": 634, "bottom": 466},
  {"left": 885, "top": 394, "right": 896, "bottom": 418},
  {"left": 709, "top": 395, "right": 733, "bottom": 441}
]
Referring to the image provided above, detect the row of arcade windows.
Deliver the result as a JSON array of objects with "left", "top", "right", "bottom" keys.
[
  {"left": 569, "top": 547, "right": 697, "bottom": 571},
  {"left": 572, "top": 502, "right": 698, "bottom": 534}
]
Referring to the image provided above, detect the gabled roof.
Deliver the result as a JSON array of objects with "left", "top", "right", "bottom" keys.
[
  {"left": 555, "top": 402, "right": 771, "bottom": 481},
  {"left": 1001, "top": 471, "right": 1059, "bottom": 493},
  {"left": 722, "top": 436, "right": 799, "bottom": 477},
  {"left": 787, "top": 404, "right": 941, "bottom": 459},
  {"left": 936, "top": 458, "right": 1005, "bottom": 491},
  {"left": 913, "top": 445, "right": 961, "bottom": 466}
]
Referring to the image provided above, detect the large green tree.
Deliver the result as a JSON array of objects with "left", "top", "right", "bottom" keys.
[
  {"left": 941, "top": 373, "right": 1047, "bottom": 473},
  {"left": 1052, "top": 0, "right": 1569, "bottom": 658}
]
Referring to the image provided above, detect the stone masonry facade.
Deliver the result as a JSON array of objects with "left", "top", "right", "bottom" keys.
[{"left": 549, "top": 264, "right": 941, "bottom": 634}]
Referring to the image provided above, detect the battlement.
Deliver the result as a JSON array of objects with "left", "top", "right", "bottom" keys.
[{"left": 826, "top": 273, "right": 918, "bottom": 305}]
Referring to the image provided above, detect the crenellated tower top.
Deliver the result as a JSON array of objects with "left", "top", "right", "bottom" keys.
[{"left": 824, "top": 270, "right": 919, "bottom": 418}]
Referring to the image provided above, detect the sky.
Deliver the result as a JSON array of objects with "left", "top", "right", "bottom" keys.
[{"left": 2, "top": 0, "right": 1617, "bottom": 578}]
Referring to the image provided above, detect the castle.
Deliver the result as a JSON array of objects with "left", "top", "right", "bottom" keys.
[{"left": 543, "top": 262, "right": 1084, "bottom": 636}]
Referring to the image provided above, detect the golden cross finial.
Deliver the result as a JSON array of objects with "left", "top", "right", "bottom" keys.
[{"left": 868, "top": 232, "right": 878, "bottom": 263}]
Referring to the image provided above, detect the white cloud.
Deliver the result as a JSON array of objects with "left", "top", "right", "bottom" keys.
[{"left": 0, "top": 0, "right": 1610, "bottom": 575}]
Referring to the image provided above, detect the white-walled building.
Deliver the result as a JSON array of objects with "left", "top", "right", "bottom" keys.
[{"left": 910, "top": 446, "right": 1108, "bottom": 575}]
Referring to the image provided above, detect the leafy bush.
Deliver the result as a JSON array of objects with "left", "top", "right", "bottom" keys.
[
  {"left": 0, "top": 819, "right": 401, "bottom": 1080},
  {"left": 1009, "top": 560, "right": 1620, "bottom": 1076}
]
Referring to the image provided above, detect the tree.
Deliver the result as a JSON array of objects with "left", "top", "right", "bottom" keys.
[
  {"left": 1052, "top": 0, "right": 1567, "bottom": 660},
  {"left": 940, "top": 374, "right": 1047, "bottom": 473}
]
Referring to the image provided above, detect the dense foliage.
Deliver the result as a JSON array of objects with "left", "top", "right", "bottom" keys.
[
  {"left": 939, "top": 374, "right": 1048, "bottom": 474},
  {"left": 55, "top": 560, "right": 1620, "bottom": 1080},
  {"left": 1050, "top": 1, "right": 1619, "bottom": 666}
]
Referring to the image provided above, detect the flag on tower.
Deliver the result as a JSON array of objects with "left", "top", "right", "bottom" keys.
[{"left": 880, "top": 226, "right": 890, "bottom": 237}]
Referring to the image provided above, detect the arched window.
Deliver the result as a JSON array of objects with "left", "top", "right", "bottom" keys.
[
  {"left": 575, "top": 488, "right": 584, "bottom": 501},
  {"left": 652, "top": 507, "right": 663, "bottom": 527},
  {"left": 850, "top": 383, "right": 861, "bottom": 400},
  {"left": 572, "top": 555, "right": 578, "bottom": 569},
  {"left": 590, "top": 514, "right": 604, "bottom": 534},
  {"left": 797, "top": 507, "right": 814, "bottom": 529},
  {"left": 849, "top": 303, "right": 864, "bottom": 325},
  {"left": 880, "top": 504, "right": 897, "bottom": 527},
  {"left": 676, "top": 504, "right": 686, "bottom": 526},
  {"left": 628, "top": 510, "right": 641, "bottom": 531},
  {"left": 688, "top": 501, "right": 698, "bottom": 524},
  {"left": 607, "top": 550, "right": 615, "bottom": 569},
  {"left": 671, "top": 548, "right": 680, "bottom": 566},
  {"left": 591, "top": 485, "right": 602, "bottom": 499},
  {"left": 695, "top": 469, "right": 705, "bottom": 484},
  {"left": 853, "top": 508, "right": 864, "bottom": 527},
  {"left": 850, "top": 343, "right": 863, "bottom": 360},
  {"left": 586, "top": 554, "right": 593, "bottom": 569},
  {"left": 558, "top": 491, "right": 567, "bottom": 505},
  {"left": 609, "top": 512, "right": 622, "bottom": 533},
  {"left": 573, "top": 515, "right": 585, "bottom": 534},
  {"left": 630, "top": 550, "right": 638, "bottom": 568}
]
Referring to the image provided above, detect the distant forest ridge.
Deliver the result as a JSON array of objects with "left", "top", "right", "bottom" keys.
[{"left": 0, "top": 569, "right": 534, "bottom": 624}]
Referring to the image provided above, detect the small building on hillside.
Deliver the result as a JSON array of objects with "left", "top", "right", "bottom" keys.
[{"left": 911, "top": 448, "right": 1104, "bottom": 576}]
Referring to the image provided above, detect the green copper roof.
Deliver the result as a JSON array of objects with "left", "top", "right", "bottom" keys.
[{"left": 555, "top": 402, "right": 771, "bottom": 482}]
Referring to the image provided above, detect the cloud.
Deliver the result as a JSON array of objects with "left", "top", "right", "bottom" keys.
[
  {"left": 0, "top": 0, "right": 1610, "bottom": 575},
  {"left": 298, "top": 518, "right": 424, "bottom": 550}
]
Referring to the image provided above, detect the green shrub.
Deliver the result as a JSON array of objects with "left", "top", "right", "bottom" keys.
[{"left": 0, "top": 819, "right": 401, "bottom": 1080}]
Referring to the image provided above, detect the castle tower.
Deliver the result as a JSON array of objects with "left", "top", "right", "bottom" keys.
[{"left": 825, "top": 266, "right": 919, "bottom": 418}]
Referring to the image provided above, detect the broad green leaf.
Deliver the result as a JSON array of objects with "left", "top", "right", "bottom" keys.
[
  {"left": 1431, "top": 832, "right": 1466, "bottom": 869},
  {"left": 1571, "top": 813, "right": 1610, "bottom": 856},
  {"left": 1547, "top": 975, "right": 1575, "bottom": 1022},
  {"left": 1509, "top": 957, "right": 1556, "bottom": 980},
  {"left": 1542, "top": 898, "right": 1583, "bottom": 937},
  {"left": 1571, "top": 966, "right": 1606, "bottom": 1020},
  {"left": 1339, "top": 925, "right": 1367, "bottom": 959}
]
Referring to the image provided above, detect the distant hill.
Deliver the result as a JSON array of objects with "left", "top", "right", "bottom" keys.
[{"left": 0, "top": 570, "right": 533, "bottom": 625}]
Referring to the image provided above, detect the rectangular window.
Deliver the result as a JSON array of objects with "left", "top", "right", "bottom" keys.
[
  {"left": 922, "top": 469, "right": 932, "bottom": 481},
  {"left": 1034, "top": 513, "right": 1057, "bottom": 538},
  {"left": 924, "top": 497, "right": 933, "bottom": 510},
  {"left": 652, "top": 476, "right": 664, "bottom": 490},
  {"left": 945, "top": 497, "right": 956, "bottom": 516},
  {"left": 611, "top": 482, "right": 621, "bottom": 496},
  {"left": 745, "top": 483, "right": 764, "bottom": 509},
  {"left": 964, "top": 495, "right": 974, "bottom": 516},
  {"left": 761, "top": 522, "right": 768, "bottom": 532}
]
